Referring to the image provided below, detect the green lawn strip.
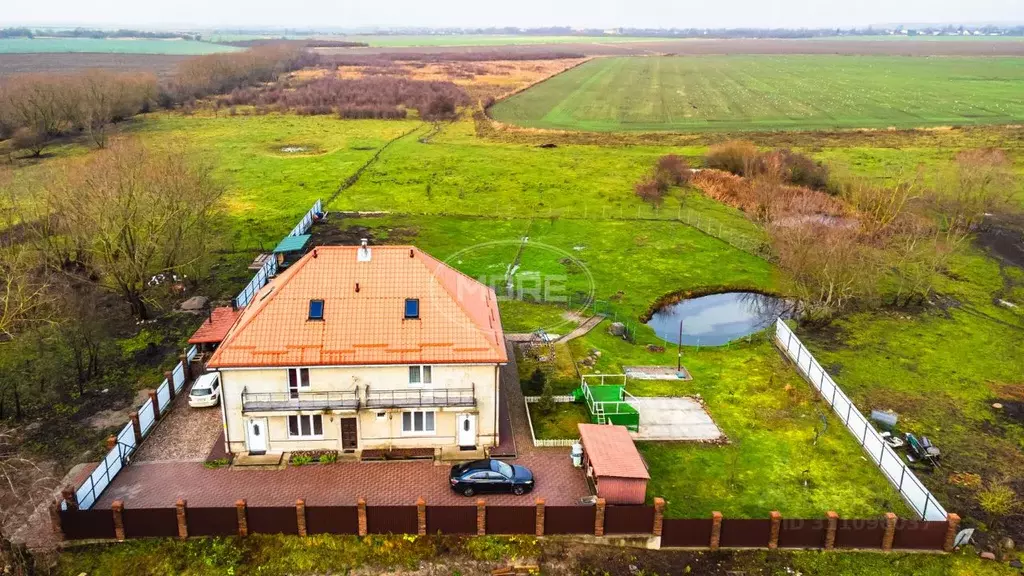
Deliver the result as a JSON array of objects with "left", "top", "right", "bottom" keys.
[
  {"left": 0, "top": 38, "right": 240, "bottom": 54},
  {"left": 527, "top": 402, "right": 590, "bottom": 439}
]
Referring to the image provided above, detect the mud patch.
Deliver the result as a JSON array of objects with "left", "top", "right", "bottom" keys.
[
  {"left": 976, "top": 214, "right": 1024, "bottom": 270},
  {"left": 310, "top": 219, "right": 420, "bottom": 247}
]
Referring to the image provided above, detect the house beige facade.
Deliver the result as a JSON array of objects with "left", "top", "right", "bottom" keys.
[{"left": 208, "top": 243, "right": 507, "bottom": 458}]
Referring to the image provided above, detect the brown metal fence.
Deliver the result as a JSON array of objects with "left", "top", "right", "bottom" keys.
[
  {"left": 486, "top": 506, "right": 536, "bottom": 535},
  {"left": 543, "top": 506, "right": 596, "bottom": 535},
  {"left": 834, "top": 518, "right": 886, "bottom": 549},
  {"left": 777, "top": 519, "right": 828, "bottom": 549},
  {"left": 366, "top": 505, "right": 417, "bottom": 534},
  {"left": 248, "top": 507, "right": 299, "bottom": 535},
  {"left": 123, "top": 508, "right": 178, "bottom": 539},
  {"left": 186, "top": 507, "right": 239, "bottom": 537},
  {"left": 604, "top": 505, "right": 655, "bottom": 534},
  {"left": 60, "top": 509, "right": 116, "bottom": 540},
  {"left": 426, "top": 506, "right": 477, "bottom": 535},
  {"left": 306, "top": 506, "right": 359, "bottom": 535},
  {"left": 661, "top": 518, "right": 713, "bottom": 547},
  {"left": 893, "top": 520, "right": 948, "bottom": 550},
  {"left": 719, "top": 519, "right": 772, "bottom": 548}
]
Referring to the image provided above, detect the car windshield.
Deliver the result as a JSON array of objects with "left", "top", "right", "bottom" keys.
[
  {"left": 191, "top": 387, "right": 212, "bottom": 396},
  {"left": 493, "top": 460, "right": 513, "bottom": 478}
]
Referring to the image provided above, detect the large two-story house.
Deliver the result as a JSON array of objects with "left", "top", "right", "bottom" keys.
[{"left": 207, "top": 242, "right": 507, "bottom": 459}]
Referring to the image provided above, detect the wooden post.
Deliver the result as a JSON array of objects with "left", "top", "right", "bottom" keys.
[
  {"left": 476, "top": 499, "right": 486, "bottom": 536},
  {"left": 357, "top": 498, "right": 367, "bottom": 536},
  {"left": 296, "top": 499, "right": 307, "bottom": 537},
  {"left": 882, "top": 512, "right": 897, "bottom": 552},
  {"left": 709, "top": 511, "right": 723, "bottom": 551},
  {"left": 416, "top": 497, "right": 426, "bottom": 536},
  {"left": 129, "top": 413, "right": 143, "bottom": 445},
  {"left": 768, "top": 511, "right": 781, "bottom": 549},
  {"left": 112, "top": 500, "right": 125, "bottom": 541},
  {"left": 61, "top": 485, "right": 78, "bottom": 511},
  {"left": 149, "top": 390, "right": 160, "bottom": 422},
  {"left": 176, "top": 499, "right": 188, "bottom": 539},
  {"left": 824, "top": 511, "right": 839, "bottom": 550},
  {"left": 652, "top": 498, "right": 665, "bottom": 537},
  {"left": 594, "top": 498, "right": 606, "bottom": 537},
  {"left": 49, "top": 499, "right": 64, "bottom": 540},
  {"left": 944, "top": 513, "right": 961, "bottom": 552},
  {"left": 535, "top": 498, "right": 545, "bottom": 537},
  {"left": 236, "top": 499, "right": 248, "bottom": 537},
  {"left": 165, "top": 371, "right": 175, "bottom": 400}
]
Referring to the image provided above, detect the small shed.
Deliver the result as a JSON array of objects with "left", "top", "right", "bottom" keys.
[
  {"left": 272, "top": 234, "right": 311, "bottom": 268},
  {"left": 188, "top": 307, "right": 242, "bottom": 353},
  {"left": 577, "top": 423, "right": 650, "bottom": 504}
]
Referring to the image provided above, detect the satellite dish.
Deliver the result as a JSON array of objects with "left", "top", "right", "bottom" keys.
[{"left": 953, "top": 528, "right": 975, "bottom": 548}]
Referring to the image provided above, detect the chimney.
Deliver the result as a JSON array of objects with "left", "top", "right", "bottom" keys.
[
  {"left": 357, "top": 239, "right": 371, "bottom": 262},
  {"left": 409, "top": 248, "right": 414, "bottom": 258},
  {"left": 312, "top": 248, "right": 318, "bottom": 259},
  {"left": 355, "top": 282, "right": 360, "bottom": 293}
]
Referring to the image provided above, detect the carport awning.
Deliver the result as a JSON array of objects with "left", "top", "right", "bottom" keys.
[
  {"left": 578, "top": 423, "right": 650, "bottom": 479},
  {"left": 273, "top": 234, "right": 311, "bottom": 254}
]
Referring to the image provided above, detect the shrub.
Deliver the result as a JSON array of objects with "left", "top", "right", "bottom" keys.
[
  {"left": 776, "top": 149, "right": 829, "bottom": 190},
  {"left": 705, "top": 140, "right": 759, "bottom": 176},
  {"left": 525, "top": 368, "right": 546, "bottom": 396},
  {"left": 537, "top": 380, "right": 556, "bottom": 415},
  {"left": 654, "top": 154, "right": 691, "bottom": 187},
  {"left": 203, "top": 458, "right": 230, "bottom": 469},
  {"left": 979, "top": 481, "right": 1018, "bottom": 519},
  {"left": 290, "top": 454, "right": 313, "bottom": 466},
  {"left": 634, "top": 178, "right": 666, "bottom": 206}
]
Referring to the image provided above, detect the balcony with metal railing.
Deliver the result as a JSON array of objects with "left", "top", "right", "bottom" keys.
[
  {"left": 241, "top": 387, "right": 360, "bottom": 412},
  {"left": 364, "top": 386, "right": 476, "bottom": 409}
]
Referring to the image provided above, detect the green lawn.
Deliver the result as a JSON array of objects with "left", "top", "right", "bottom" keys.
[
  {"left": 343, "top": 34, "right": 660, "bottom": 47},
  {"left": 0, "top": 38, "right": 240, "bottom": 54},
  {"left": 527, "top": 402, "right": 590, "bottom": 439},
  {"left": 490, "top": 55, "right": 1024, "bottom": 132}
]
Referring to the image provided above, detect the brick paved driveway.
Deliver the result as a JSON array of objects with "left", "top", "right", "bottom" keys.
[{"left": 97, "top": 341, "right": 590, "bottom": 509}]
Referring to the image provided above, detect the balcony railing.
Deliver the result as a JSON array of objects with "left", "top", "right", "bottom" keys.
[
  {"left": 365, "top": 386, "right": 476, "bottom": 409},
  {"left": 241, "top": 388, "right": 360, "bottom": 412}
]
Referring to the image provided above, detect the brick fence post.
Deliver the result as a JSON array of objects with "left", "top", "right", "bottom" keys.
[
  {"left": 944, "top": 513, "right": 961, "bottom": 552},
  {"left": 357, "top": 498, "right": 367, "bottom": 536},
  {"left": 416, "top": 497, "right": 426, "bottom": 536},
  {"left": 296, "top": 499, "right": 307, "bottom": 537},
  {"left": 112, "top": 500, "right": 125, "bottom": 541},
  {"left": 179, "top": 354, "right": 189, "bottom": 379},
  {"left": 129, "top": 413, "right": 143, "bottom": 445},
  {"left": 652, "top": 498, "right": 665, "bottom": 537},
  {"left": 49, "top": 499, "right": 64, "bottom": 540},
  {"left": 709, "top": 511, "right": 722, "bottom": 551},
  {"left": 768, "top": 511, "right": 781, "bottom": 549},
  {"left": 476, "top": 499, "right": 486, "bottom": 536},
  {"left": 176, "top": 499, "right": 188, "bottom": 539},
  {"left": 149, "top": 390, "right": 160, "bottom": 422},
  {"left": 824, "top": 511, "right": 838, "bottom": 550},
  {"left": 535, "top": 498, "right": 545, "bottom": 537},
  {"left": 236, "top": 499, "right": 248, "bottom": 537},
  {"left": 594, "top": 498, "right": 606, "bottom": 537},
  {"left": 165, "top": 371, "right": 175, "bottom": 400},
  {"left": 106, "top": 436, "right": 117, "bottom": 451},
  {"left": 881, "top": 512, "right": 896, "bottom": 552},
  {"left": 61, "top": 485, "right": 78, "bottom": 511}
]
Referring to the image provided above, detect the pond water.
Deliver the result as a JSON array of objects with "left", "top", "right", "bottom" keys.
[{"left": 646, "top": 292, "right": 791, "bottom": 346}]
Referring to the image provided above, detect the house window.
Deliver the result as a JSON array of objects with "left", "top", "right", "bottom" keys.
[
  {"left": 287, "top": 368, "right": 311, "bottom": 399},
  {"left": 308, "top": 299, "right": 324, "bottom": 320},
  {"left": 404, "top": 298, "right": 420, "bottom": 319},
  {"left": 288, "top": 414, "right": 323, "bottom": 438},
  {"left": 402, "top": 410, "right": 435, "bottom": 434},
  {"left": 408, "top": 365, "right": 432, "bottom": 386}
]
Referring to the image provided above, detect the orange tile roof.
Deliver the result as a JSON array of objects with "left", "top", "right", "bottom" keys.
[
  {"left": 188, "top": 307, "right": 242, "bottom": 344},
  {"left": 578, "top": 424, "right": 650, "bottom": 480},
  {"left": 207, "top": 246, "right": 507, "bottom": 368}
]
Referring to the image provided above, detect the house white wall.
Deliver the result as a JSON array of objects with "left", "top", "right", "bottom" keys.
[{"left": 218, "top": 363, "right": 500, "bottom": 455}]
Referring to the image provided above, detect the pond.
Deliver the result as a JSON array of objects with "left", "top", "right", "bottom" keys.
[{"left": 646, "top": 291, "right": 791, "bottom": 346}]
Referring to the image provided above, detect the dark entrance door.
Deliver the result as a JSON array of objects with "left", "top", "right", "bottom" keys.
[{"left": 340, "top": 418, "right": 358, "bottom": 451}]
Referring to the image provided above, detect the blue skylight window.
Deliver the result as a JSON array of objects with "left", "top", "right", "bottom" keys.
[
  {"left": 404, "top": 298, "right": 420, "bottom": 319},
  {"left": 308, "top": 299, "right": 324, "bottom": 320}
]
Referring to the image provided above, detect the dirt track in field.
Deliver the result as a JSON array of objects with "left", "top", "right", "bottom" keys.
[
  {"left": 322, "top": 38, "right": 1024, "bottom": 58},
  {"left": 0, "top": 53, "right": 189, "bottom": 78}
]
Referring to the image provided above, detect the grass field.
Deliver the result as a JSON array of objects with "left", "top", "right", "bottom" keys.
[
  {"left": 0, "top": 38, "right": 240, "bottom": 54},
  {"left": 490, "top": 55, "right": 1024, "bottom": 132},
  {"left": 343, "top": 34, "right": 659, "bottom": 47}
]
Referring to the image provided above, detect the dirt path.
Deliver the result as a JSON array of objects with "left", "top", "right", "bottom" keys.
[{"left": 324, "top": 123, "right": 425, "bottom": 207}]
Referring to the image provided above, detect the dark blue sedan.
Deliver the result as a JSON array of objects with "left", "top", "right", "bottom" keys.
[{"left": 449, "top": 459, "right": 534, "bottom": 497}]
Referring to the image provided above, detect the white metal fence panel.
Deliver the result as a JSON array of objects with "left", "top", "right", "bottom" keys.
[
  {"left": 138, "top": 399, "right": 156, "bottom": 437},
  {"left": 117, "top": 422, "right": 136, "bottom": 453},
  {"left": 172, "top": 362, "right": 186, "bottom": 393},
  {"left": 774, "top": 319, "right": 948, "bottom": 521},
  {"left": 235, "top": 199, "right": 322, "bottom": 308},
  {"left": 156, "top": 380, "right": 171, "bottom": 414},
  {"left": 186, "top": 345, "right": 198, "bottom": 362}
]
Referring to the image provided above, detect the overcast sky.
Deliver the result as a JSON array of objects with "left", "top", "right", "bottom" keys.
[{"left": 4, "top": 0, "right": 1022, "bottom": 30}]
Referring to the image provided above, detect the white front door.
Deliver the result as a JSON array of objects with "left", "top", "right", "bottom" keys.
[
  {"left": 246, "top": 418, "right": 268, "bottom": 455},
  {"left": 457, "top": 413, "right": 477, "bottom": 448}
]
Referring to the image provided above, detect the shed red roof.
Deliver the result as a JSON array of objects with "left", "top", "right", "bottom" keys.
[
  {"left": 578, "top": 423, "right": 650, "bottom": 480},
  {"left": 188, "top": 307, "right": 242, "bottom": 344},
  {"left": 207, "top": 246, "right": 507, "bottom": 368}
]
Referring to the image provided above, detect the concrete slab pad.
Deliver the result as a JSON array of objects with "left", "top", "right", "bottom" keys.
[{"left": 629, "top": 397, "right": 724, "bottom": 442}]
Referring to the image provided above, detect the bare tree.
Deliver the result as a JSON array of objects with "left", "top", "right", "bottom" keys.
[{"left": 932, "top": 149, "right": 1016, "bottom": 232}]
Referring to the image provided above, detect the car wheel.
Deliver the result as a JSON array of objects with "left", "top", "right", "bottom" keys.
[
  {"left": 512, "top": 485, "right": 525, "bottom": 495},
  {"left": 463, "top": 487, "right": 474, "bottom": 497}
]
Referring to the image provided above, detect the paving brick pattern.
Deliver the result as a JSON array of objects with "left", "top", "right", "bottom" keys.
[
  {"left": 97, "top": 340, "right": 589, "bottom": 509},
  {"left": 133, "top": 390, "right": 222, "bottom": 463}
]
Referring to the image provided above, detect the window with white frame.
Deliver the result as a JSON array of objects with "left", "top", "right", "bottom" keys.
[
  {"left": 288, "top": 414, "right": 323, "bottom": 438},
  {"left": 408, "top": 365, "right": 432, "bottom": 386},
  {"left": 402, "top": 410, "right": 435, "bottom": 434},
  {"left": 287, "top": 368, "right": 311, "bottom": 398}
]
